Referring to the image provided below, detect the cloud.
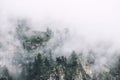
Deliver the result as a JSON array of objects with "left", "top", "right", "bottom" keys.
[{"left": 0, "top": 0, "right": 120, "bottom": 73}]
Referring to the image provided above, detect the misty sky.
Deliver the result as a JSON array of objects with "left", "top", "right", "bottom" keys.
[{"left": 0, "top": 0, "right": 120, "bottom": 45}]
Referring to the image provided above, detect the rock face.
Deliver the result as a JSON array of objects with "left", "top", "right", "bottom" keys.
[
  {"left": 48, "top": 63, "right": 92, "bottom": 80},
  {"left": 83, "top": 64, "right": 93, "bottom": 78},
  {"left": 49, "top": 65, "right": 65, "bottom": 80}
]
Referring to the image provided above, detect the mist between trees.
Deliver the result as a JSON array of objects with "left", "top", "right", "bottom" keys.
[{"left": 0, "top": 19, "right": 120, "bottom": 80}]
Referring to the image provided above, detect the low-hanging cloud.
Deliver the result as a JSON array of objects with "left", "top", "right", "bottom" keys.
[{"left": 0, "top": 0, "right": 120, "bottom": 74}]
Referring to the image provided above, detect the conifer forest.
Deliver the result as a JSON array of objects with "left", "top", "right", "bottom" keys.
[
  {"left": 0, "top": 0, "right": 120, "bottom": 80},
  {"left": 0, "top": 20, "right": 119, "bottom": 80}
]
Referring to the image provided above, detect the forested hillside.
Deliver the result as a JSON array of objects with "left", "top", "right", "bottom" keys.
[{"left": 0, "top": 20, "right": 120, "bottom": 80}]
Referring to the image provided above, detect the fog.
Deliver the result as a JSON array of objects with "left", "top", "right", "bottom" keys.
[
  {"left": 1, "top": 0, "right": 120, "bottom": 43},
  {"left": 0, "top": 0, "right": 120, "bottom": 73}
]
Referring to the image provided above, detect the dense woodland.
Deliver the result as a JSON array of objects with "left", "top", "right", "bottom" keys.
[{"left": 0, "top": 20, "right": 120, "bottom": 80}]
